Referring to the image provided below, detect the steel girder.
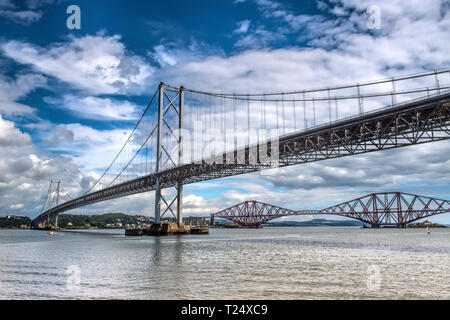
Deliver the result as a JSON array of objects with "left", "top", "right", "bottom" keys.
[{"left": 31, "top": 92, "right": 450, "bottom": 227}]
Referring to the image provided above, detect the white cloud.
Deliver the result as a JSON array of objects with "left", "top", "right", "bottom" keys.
[
  {"left": 0, "top": 0, "right": 56, "bottom": 25},
  {"left": 0, "top": 114, "right": 32, "bottom": 147},
  {"left": 0, "top": 73, "right": 47, "bottom": 116},
  {"left": 0, "top": 115, "right": 87, "bottom": 217},
  {"left": 38, "top": 123, "right": 132, "bottom": 171},
  {"left": 234, "top": 26, "right": 284, "bottom": 49},
  {"left": 148, "top": 39, "right": 225, "bottom": 68},
  {"left": 159, "top": 47, "right": 383, "bottom": 93},
  {"left": 1, "top": 34, "right": 155, "bottom": 95},
  {"left": 182, "top": 194, "right": 217, "bottom": 215},
  {"left": 0, "top": 115, "right": 144, "bottom": 219},
  {"left": 0, "top": 9, "right": 42, "bottom": 25},
  {"left": 44, "top": 95, "right": 139, "bottom": 121},
  {"left": 234, "top": 20, "right": 251, "bottom": 34},
  {"left": 151, "top": 45, "right": 178, "bottom": 67}
]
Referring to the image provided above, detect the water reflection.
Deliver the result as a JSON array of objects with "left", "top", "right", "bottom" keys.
[
  {"left": 151, "top": 237, "right": 162, "bottom": 265},
  {"left": 174, "top": 236, "right": 184, "bottom": 266}
]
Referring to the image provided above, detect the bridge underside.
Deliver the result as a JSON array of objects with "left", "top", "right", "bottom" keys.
[{"left": 32, "top": 92, "right": 450, "bottom": 228}]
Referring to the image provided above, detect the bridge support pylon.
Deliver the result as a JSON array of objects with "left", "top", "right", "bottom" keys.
[{"left": 151, "top": 83, "right": 187, "bottom": 234}]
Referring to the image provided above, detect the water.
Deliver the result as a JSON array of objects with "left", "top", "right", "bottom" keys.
[{"left": 0, "top": 227, "right": 449, "bottom": 300}]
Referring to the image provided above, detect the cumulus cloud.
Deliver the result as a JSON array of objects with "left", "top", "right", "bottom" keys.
[
  {"left": 0, "top": 115, "right": 84, "bottom": 217},
  {"left": 1, "top": 34, "right": 155, "bottom": 95},
  {"left": 0, "top": 115, "right": 147, "bottom": 218},
  {"left": 37, "top": 123, "right": 132, "bottom": 171},
  {"left": 0, "top": 114, "right": 32, "bottom": 147}
]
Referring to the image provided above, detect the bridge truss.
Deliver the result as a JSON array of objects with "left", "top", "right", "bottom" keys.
[
  {"left": 211, "top": 192, "right": 450, "bottom": 228},
  {"left": 210, "top": 200, "right": 319, "bottom": 227}
]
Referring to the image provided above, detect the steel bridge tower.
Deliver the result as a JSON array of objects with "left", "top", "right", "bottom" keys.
[
  {"left": 39, "top": 180, "right": 61, "bottom": 229},
  {"left": 154, "top": 83, "right": 185, "bottom": 228}
]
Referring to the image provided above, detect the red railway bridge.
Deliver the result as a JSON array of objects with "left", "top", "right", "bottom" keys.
[{"left": 210, "top": 192, "right": 450, "bottom": 228}]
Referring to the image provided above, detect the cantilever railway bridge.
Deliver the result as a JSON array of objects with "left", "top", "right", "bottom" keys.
[
  {"left": 210, "top": 192, "right": 450, "bottom": 228},
  {"left": 32, "top": 70, "right": 450, "bottom": 228}
]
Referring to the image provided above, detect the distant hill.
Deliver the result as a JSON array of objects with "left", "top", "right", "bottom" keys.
[
  {"left": 264, "top": 219, "right": 364, "bottom": 227},
  {"left": 0, "top": 216, "right": 31, "bottom": 228},
  {"left": 57, "top": 212, "right": 153, "bottom": 228}
]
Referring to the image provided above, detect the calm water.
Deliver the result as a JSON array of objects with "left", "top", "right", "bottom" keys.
[{"left": 0, "top": 227, "right": 449, "bottom": 300}]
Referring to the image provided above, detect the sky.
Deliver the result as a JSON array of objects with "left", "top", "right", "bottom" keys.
[{"left": 0, "top": 0, "right": 449, "bottom": 224}]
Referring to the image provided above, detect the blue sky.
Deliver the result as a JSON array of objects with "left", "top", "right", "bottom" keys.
[{"left": 0, "top": 0, "right": 449, "bottom": 223}]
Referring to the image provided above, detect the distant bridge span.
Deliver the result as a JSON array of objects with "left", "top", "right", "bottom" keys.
[
  {"left": 31, "top": 70, "right": 450, "bottom": 228},
  {"left": 211, "top": 192, "right": 450, "bottom": 228}
]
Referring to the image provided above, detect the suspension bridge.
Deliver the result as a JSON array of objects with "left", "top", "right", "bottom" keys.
[{"left": 31, "top": 69, "right": 450, "bottom": 229}]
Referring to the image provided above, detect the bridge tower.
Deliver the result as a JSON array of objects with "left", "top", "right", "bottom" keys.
[
  {"left": 39, "top": 180, "right": 61, "bottom": 229},
  {"left": 154, "top": 83, "right": 185, "bottom": 228}
]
